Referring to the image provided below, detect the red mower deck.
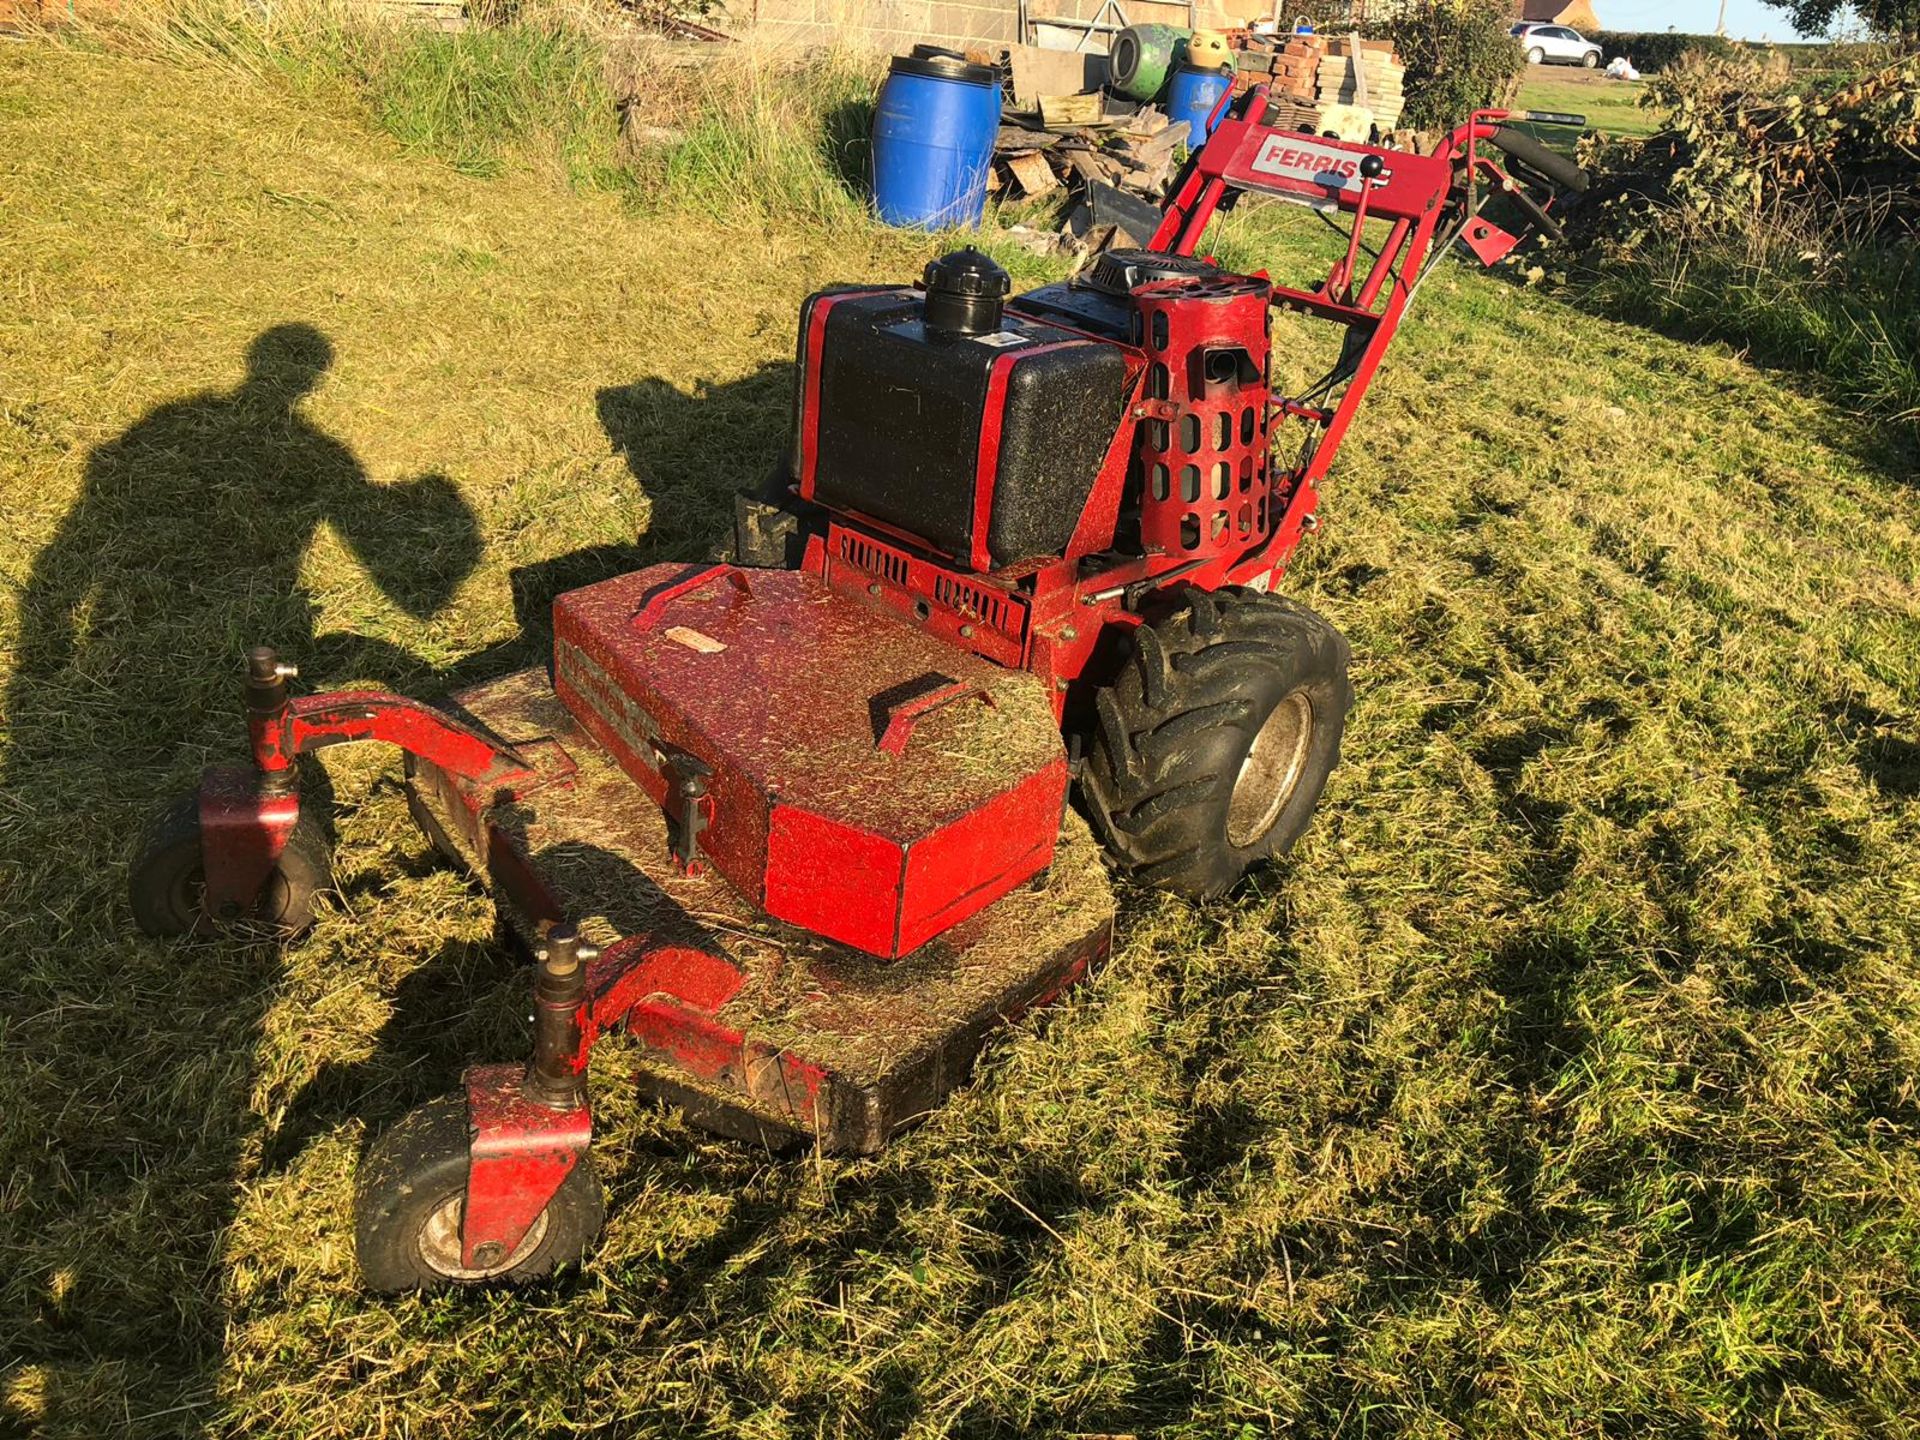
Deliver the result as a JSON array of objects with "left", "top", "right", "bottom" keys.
[
  {"left": 406, "top": 667, "right": 1115, "bottom": 1153},
  {"left": 553, "top": 564, "right": 1072, "bottom": 959}
]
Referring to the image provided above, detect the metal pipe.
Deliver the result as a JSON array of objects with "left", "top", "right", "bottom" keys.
[{"left": 244, "top": 645, "right": 298, "bottom": 794}]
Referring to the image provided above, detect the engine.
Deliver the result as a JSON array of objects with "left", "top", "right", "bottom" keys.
[{"left": 774, "top": 247, "right": 1278, "bottom": 576}]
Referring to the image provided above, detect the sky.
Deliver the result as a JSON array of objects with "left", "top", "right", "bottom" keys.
[{"left": 1588, "top": 0, "right": 1828, "bottom": 41}]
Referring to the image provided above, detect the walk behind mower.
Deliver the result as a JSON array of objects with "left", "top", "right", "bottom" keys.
[{"left": 130, "top": 91, "right": 1588, "bottom": 1290}]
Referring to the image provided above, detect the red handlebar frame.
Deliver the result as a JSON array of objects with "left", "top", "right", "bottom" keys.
[{"left": 1147, "top": 89, "right": 1581, "bottom": 593}]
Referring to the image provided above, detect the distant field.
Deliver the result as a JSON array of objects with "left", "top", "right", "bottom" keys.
[
  {"left": 3, "top": 23, "right": 1919, "bottom": 1440},
  {"left": 1517, "top": 69, "right": 1657, "bottom": 138}
]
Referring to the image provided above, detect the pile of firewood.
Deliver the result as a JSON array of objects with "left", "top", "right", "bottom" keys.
[{"left": 988, "top": 103, "right": 1193, "bottom": 253}]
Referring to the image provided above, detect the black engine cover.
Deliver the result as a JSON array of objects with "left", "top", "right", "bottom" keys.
[{"left": 798, "top": 288, "right": 1128, "bottom": 569}]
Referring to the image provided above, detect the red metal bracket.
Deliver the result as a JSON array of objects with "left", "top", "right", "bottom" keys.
[
  {"left": 197, "top": 765, "right": 302, "bottom": 916},
  {"left": 1460, "top": 214, "right": 1521, "bottom": 265},
  {"left": 581, "top": 940, "right": 746, "bottom": 1048},
  {"left": 460, "top": 1062, "right": 592, "bottom": 1270},
  {"left": 207, "top": 645, "right": 557, "bottom": 920},
  {"left": 281, "top": 693, "right": 535, "bottom": 785},
  {"left": 246, "top": 686, "right": 537, "bottom": 789},
  {"left": 876, "top": 681, "right": 994, "bottom": 757}
]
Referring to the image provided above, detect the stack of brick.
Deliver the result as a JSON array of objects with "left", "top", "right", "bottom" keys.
[
  {"left": 1315, "top": 38, "right": 1405, "bottom": 130},
  {"left": 1232, "top": 32, "right": 1327, "bottom": 105}
]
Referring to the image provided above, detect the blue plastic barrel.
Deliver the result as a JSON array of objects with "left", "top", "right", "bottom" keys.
[
  {"left": 1167, "top": 65, "right": 1233, "bottom": 146},
  {"left": 872, "top": 48, "right": 1003, "bottom": 229}
]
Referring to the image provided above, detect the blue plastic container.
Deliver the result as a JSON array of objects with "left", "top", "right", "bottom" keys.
[
  {"left": 872, "top": 48, "right": 1003, "bottom": 229},
  {"left": 1167, "top": 65, "right": 1233, "bottom": 146}
]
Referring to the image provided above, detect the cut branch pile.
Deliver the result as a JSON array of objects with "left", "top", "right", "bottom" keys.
[{"left": 1576, "top": 52, "right": 1920, "bottom": 241}]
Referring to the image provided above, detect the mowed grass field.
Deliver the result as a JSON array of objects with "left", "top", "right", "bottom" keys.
[
  {"left": 4, "top": 34, "right": 1920, "bottom": 1440},
  {"left": 1515, "top": 70, "right": 1654, "bottom": 138}
]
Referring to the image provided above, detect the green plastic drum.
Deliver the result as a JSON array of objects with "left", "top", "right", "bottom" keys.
[{"left": 1109, "top": 24, "right": 1191, "bottom": 102}]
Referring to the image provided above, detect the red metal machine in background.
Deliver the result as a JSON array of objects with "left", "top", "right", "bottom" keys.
[{"left": 130, "top": 89, "right": 1587, "bottom": 1290}]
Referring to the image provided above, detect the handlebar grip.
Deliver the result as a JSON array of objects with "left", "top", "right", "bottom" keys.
[
  {"left": 1487, "top": 124, "right": 1589, "bottom": 193},
  {"left": 1511, "top": 109, "right": 1586, "bottom": 127}
]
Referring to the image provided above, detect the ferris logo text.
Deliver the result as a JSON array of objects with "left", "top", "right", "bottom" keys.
[{"left": 1248, "top": 136, "right": 1368, "bottom": 191}]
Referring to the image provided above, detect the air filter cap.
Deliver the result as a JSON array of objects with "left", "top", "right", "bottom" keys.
[{"left": 923, "top": 247, "right": 1011, "bottom": 336}]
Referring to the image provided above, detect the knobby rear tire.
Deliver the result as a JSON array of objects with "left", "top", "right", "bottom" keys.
[{"left": 1080, "top": 587, "right": 1352, "bottom": 899}]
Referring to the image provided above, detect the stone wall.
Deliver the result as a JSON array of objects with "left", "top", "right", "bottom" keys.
[{"left": 731, "top": 0, "right": 1239, "bottom": 55}]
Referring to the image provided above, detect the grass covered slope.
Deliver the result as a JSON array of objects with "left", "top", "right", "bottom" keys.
[{"left": 3, "top": 37, "right": 1920, "bottom": 1440}]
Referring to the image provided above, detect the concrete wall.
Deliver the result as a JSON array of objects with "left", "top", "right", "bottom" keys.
[{"left": 731, "top": 0, "right": 1241, "bottom": 56}]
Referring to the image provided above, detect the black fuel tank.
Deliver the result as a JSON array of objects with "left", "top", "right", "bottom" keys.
[{"left": 796, "top": 288, "right": 1128, "bottom": 569}]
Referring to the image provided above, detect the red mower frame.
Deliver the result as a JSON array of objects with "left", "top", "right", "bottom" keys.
[
  {"left": 1145, "top": 90, "right": 1589, "bottom": 596},
  {"left": 772, "top": 93, "right": 1589, "bottom": 728},
  {"left": 161, "top": 90, "right": 1589, "bottom": 1282}
]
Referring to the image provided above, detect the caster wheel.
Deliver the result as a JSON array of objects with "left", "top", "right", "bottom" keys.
[
  {"left": 354, "top": 1095, "right": 604, "bottom": 1293},
  {"left": 128, "top": 792, "right": 333, "bottom": 937}
]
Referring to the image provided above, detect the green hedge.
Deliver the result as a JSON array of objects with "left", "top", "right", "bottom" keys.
[
  {"left": 1376, "top": 0, "right": 1525, "bottom": 128},
  {"left": 1589, "top": 31, "right": 1855, "bottom": 72},
  {"left": 1588, "top": 31, "right": 1735, "bottom": 70}
]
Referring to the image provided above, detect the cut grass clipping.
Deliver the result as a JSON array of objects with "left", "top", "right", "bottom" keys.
[{"left": 3, "top": 18, "right": 1920, "bottom": 1440}]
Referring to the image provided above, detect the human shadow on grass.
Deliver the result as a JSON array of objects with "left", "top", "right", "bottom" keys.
[
  {"left": 0, "top": 323, "right": 482, "bottom": 1435},
  {"left": 256, "top": 364, "right": 794, "bottom": 1186},
  {"left": 439, "top": 362, "right": 797, "bottom": 686}
]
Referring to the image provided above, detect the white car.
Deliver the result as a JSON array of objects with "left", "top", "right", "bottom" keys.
[{"left": 1512, "top": 22, "right": 1604, "bottom": 67}]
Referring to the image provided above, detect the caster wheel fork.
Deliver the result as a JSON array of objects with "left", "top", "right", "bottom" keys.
[
  {"left": 353, "top": 1091, "right": 603, "bottom": 1293},
  {"left": 354, "top": 925, "right": 605, "bottom": 1293}
]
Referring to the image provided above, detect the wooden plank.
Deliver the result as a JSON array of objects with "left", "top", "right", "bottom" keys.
[
  {"left": 995, "top": 124, "right": 1060, "bottom": 153},
  {"left": 1008, "top": 44, "right": 1106, "bottom": 107},
  {"left": 1062, "top": 147, "right": 1124, "bottom": 186},
  {"left": 1039, "top": 92, "right": 1105, "bottom": 129},
  {"left": 1326, "top": 36, "right": 1396, "bottom": 57},
  {"left": 1128, "top": 120, "right": 1190, "bottom": 163},
  {"left": 1005, "top": 150, "right": 1061, "bottom": 198}
]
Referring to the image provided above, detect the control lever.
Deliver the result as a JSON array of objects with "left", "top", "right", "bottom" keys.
[{"left": 1331, "top": 152, "right": 1387, "bottom": 303}]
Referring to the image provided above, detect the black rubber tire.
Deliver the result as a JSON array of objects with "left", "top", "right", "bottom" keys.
[
  {"left": 1080, "top": 587, "right": 1352, "bottom": 899},
  {"left": 1582, "top": 49, "right": 1600, "bottom": 67},
  {"left": 354, "top": 1095, "right": 604, "bottom": 1294},
  {"left": 1527, "top": 46, "right": 1545, "bottom": 64},
  {"left": 128, "top": 791, "right": 333, "bottom": 937}
]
